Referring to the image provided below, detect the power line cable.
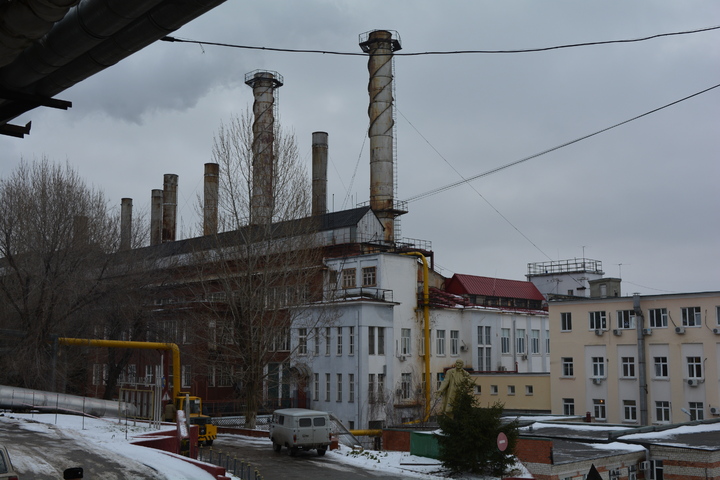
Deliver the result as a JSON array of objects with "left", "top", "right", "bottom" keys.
[
  {"left": 160, "top": 24, "right": 720, "bottom": 56},
  {"left": 397, "top": 107, "right": 553, "bottom": 261},
  {"left": 404, "top": 82, "right": 720, "bottom": 203}
]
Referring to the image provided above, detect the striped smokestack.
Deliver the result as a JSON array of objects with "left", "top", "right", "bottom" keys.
[
  {"left": 244, "top": 70, "right": 284, "bottom": 225},
  {"left": 359, "top": 30, "right": 406, "bottom": 243}
]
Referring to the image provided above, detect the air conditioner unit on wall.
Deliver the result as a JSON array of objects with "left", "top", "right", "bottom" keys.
[
  {"left": 594, "top": 329, "right": 604, "bottom": 336},
  {"left": 710, "top": 407, "right": 719, "bottom": 415},
  {"left": 398, "top": 355, "right": 406, "bottom": 362},
  {"left": 613, "top": 329, "right": 622, "bottom": 336},
  {"left": 675, "top": 326, "right": 685, "bottom": 334},
  {"left": 592, "top": 377, "right": 603, "bottom": 385},
  {"left": 460, "top": 345, "right": 468, "bottom": 352},
  {"left": 687, "top": 378, "right": 699, "bottom": 387},
  {"left": 713, "top": 328, "right": 720, "bottom": 335},
  {"left": 642, "top": 328, "right": 652, "bottom": 335}
]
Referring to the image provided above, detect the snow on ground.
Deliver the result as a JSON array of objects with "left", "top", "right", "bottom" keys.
[
  {"left": 0, "top": 412, "right": 238, "bottom": 480},
  {"left": 0, "top": 411, "right": 531, "bottom": 479},
  {"left": 230, "top": 431, "right": 530, "bottom": 479}
]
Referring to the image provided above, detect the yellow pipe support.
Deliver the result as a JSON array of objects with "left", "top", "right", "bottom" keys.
[
  {"left": 400, "top": 252, "right": 431, "bottom": 421},
  {"left": 349, "top": 429, "right": 383, "bottom": 437},
  {"left": 57, "top": 338, "right": 181, "bottom": 399}
]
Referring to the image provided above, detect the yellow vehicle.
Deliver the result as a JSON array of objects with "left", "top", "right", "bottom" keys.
[
  {"left": 175, "top": 394, "right": 216, "bottom": 446},
  {"left": 58, "top": 337, "right": 217, "bottom": 446}
]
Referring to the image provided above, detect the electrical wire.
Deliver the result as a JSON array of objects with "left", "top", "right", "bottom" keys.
[
  {"left": 404, "top": 82, "right": 720, "bottom": 203},
  {"left": 160, "top": 24, "right": 720, "bottom": 56}
]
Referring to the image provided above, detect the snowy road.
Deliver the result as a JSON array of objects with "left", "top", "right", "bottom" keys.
[{"left": 0, "top": 413, "right": 220, "bottom": 480}]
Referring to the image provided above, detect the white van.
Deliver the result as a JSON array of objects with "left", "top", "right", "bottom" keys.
[{"left": 269, "top": 408, "right": 332, "bottom": 456}]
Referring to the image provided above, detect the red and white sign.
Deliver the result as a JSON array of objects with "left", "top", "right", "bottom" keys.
[{"left": 497, "top": 432, "right": 508, "bottom": 452}]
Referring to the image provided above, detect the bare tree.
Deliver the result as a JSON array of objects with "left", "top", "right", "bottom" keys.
[
  {"left": 189, "top": 111, "right": 332, "bottom": 428},
  {"left": 0, "top": 159, "right": 119, "bottom": 390}
]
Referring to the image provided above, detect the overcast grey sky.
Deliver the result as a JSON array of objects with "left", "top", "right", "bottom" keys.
[{"left": 1, "top": 1, "right": 718, "bottom": 295}]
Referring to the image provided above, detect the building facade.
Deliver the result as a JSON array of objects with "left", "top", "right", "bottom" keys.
[{"left": 549, "top": 289, "right": 720, "bottom": 424}]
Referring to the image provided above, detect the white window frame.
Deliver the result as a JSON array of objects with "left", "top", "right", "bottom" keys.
[
  {"left": 561, "top": 312, "right": 572, "bottom": 331},
  {"left": 649, "top": 308, "right": 668, "bottom": 328},
  {"left": 450, "top": 330, "right": 459, "bottom": 356},
  {"left": 436, "top": 329, "right": 446, "bottom": 356},
  {"left": 401, "top": 328, "right": 411, "bottom": 356},
  {"left": 682, "top": 307, "right": 702, "bottom": 327},
  {"left": 589, "top": 311, "right": 607, "bottom": 330}
]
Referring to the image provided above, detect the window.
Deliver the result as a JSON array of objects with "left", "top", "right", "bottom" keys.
[
  {"left": 451, "top": 330, "right": 459, "bottom": 355},
  {"left": 377, "top": 374, "right": 385, "bottom": 403},
  {"left": 401, "top": 328, "right": 411, "bottom": 355},
  {"left": 336, "top": 327, "right": 343, "bottom": 355},
  {"left": 589, "top": 311, "right": 607, "bottom": 330},
  {"left": 508, "top": 385, "right": 515, "bottom": 395},
  {"left": 337, "top": 374, "right": 343, "bottom": 402},
  {"left": 561, "top": 312, "right": 572, "bottom": 331},
  {"left": 531, "top": 329, "right": 540, "bottom": 354},
  {"left": 349, "top": 326, "right": 355, "bottom": 355},
  {"left": 655, "top": 400, "right": 670, "bottom": 423},
  {"left": 368, "top": 374, "right": 376, "bottom": 403},
  {"left": 324, "top": 327, "right": 331, "bottom": 356},
  {"left": 92, "top": 364, "right": 108, "bottom": 386},
  {"left": 622, "top": 357, "right": 636, "bottom": 378},
  {"left": 525, "top": 385, "right": 534, "bottom": 395},
  {"left": 368, "top": 327, "right": 375, "bottom": 355},
  {"left": 687, "top": 356, "right": 702, "bottom": 378},
  {"left": 516, "top": 328, "right": 526, "bottom": 354},
  {"left": 298, "top": 328, "right": 308, "bottom": 355},
  {"left": 278, "top": 328, "right": 290, "bottom": 351},
  {"left": 313, "top": 374, "right": 320, "bottom": 401},
  {"left": 689, "top": 402, "right": 704, "bottom": 421},
  {"left": 362, "top": 266, "right": 376, "bottom": 286},
  {"left": 592, "top": 357, "right": 605, "bottom": 377},
  {"left": 501, "top": 328, "right": 510, "bottom": 354},
  {"left": 562, "top": 357, "right": 574, "bottom": 377},
  {"left": 717, "top": 306, "right": 720, "bottom": 326},
  {"left": 593, "top": 399, "right": 606, "bottom": 421},
  {"left": 436, "top": 329, "right": 446, "bottom": 355},
  {"left": 477, "top": 326, "right": 490, "bottom": 345},
  {"left": 623, "top": 400, "right": 637, "bottom": 422},
  {"left": 143, "top": 365, "right": 154, "bottom": 385},
  {"left": 477, "top": 346, "right": 491, "bottom": 371},
  {"left": 563, "top": 398, "right": 575, "bottom": 415},
  {"left": 654, "top": 356, "right": 669, "bottom": 377},
  {"left": 545, "top": 330, "right": 550, "bottom": 354},
  {"left": 377, "top": 327, "right": 385, "bottom": 355},
  {"left": 617, "top": 310, "right": 635, "bottom": 329},
  {"left": 325, "top": 373, "right": 331, "bottom": 402},
  {"left": 341, "top": 268, "right": 356, "bottom": 288},
  {"left": 180, "top": 365, "right": 192, "bottom": 388},
  {"left": 401, "top": 373, "right": 412, "bottom": 399},
  {"left": 313, "top": 328, "right": 320, "bottom": 356},
  {"left": 649, "top": 308, "right": 668, "bottom": 328},
  {"left": 682, "top": 307, "right": 701, "bottom": 327},
  {"left": 217, "top": 365, "right": 233, "bottom": 387},
  {"left": 491, "top": 385, "right": 498, "bottom": 395}
]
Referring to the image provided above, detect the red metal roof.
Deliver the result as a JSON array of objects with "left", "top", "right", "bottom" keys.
[{"left": 446, "top": 274, "right": 545, "bottom": 302}]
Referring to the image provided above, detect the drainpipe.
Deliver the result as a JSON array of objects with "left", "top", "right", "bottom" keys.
[
  {"left": 400, "top": 252, "right": 430, "bottom": 420},
  {"left": 634, "top": 293, "right": 648, "bottom": 425}
]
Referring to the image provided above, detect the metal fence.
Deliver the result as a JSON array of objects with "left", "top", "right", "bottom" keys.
[{"left": 198, "top": 447, "right": 264, "bottom": 480}]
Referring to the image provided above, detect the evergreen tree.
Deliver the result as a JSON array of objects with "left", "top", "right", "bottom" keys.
[{"left": 436, "top": 377, "right": 519, "bottom": 476}]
